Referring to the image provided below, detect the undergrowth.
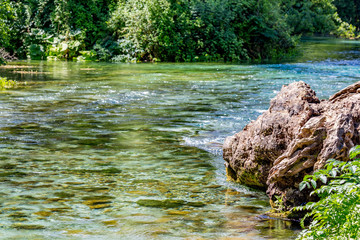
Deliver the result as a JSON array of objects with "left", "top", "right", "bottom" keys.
[{"left": 296, "top": 145, "right": 360, "bottom": 239}]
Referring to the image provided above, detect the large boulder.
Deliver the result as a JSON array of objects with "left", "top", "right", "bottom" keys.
[{"left": 223, "top": 81, "right": 360, "bottom": 210}]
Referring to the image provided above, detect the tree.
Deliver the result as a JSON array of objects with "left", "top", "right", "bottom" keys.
[
  {"left": 334, "top": 0, "right": 360, "bottom": 31},
  {"left": 282, "top": 0, "right": 338, "bottom": 34},
  {"left": 109, "top": 0, "right": 297, "bottom": 62},
  {"left": 0, "top": 0, "right": 15, "bottom": 64},
  {"left": 0, "top": 0, "right": 14, "bottom": 48}
]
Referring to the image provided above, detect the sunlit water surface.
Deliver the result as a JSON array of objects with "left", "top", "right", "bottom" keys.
[{"left": 0, "top": 38, "right": 359, "bottom": 239}]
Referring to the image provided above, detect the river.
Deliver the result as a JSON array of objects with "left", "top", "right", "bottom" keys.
[{"left": 0, "top": 38, "right": 359, "bottom": 239}]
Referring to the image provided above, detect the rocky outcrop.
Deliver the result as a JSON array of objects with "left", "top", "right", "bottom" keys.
[{"left": 223, "top": 81, "right": 360, "bottom": 210}]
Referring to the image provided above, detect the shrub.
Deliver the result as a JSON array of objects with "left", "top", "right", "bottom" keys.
[
  {"left": 29, "top": 44, "right": 46, "bottom": 60},
  {"left": 0, "top": 0, "right": 14, "bottom": 48},
  {"left": 109, "top": 0, "right": 297, "bottom": 62},
  {"left": 335, "top": 18, "right": 357, "bottom": 39},
  {"left": 282, "top": 0, "right": 338, "bottom": 35},
  {"left": 76, "top": 50, "right": 97, "bottom": 61},
  {"left": 296, "top": 146, "right": 360, "bottom": 240},
  {"left": 46, "top": 30, "right": 85, "bottom": 60},
  {"left": 6, "top": 0, "right": 358, "bottom": 62},
  {"left": 92, "top": 40, "right": 118, "bottom": 61}
]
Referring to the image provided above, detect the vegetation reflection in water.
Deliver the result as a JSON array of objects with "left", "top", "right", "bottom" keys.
[{"left": 0, "top": 39, "right": 360, "bottom": 239}]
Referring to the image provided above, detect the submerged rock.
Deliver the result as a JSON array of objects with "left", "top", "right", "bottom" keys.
[
  {"left": 223, "top": 81, "right": 360, "bottom": 210},
  {"left": 137, "top": 199, "right": 206, "bottom": 209},
  {"left": 11, "top": 223, "right": 45, "bottom": 230},
  {"left": 137, "top": 199, "right": 186, "bottom": 208}
]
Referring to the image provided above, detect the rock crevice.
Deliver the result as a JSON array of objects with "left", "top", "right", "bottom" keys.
[{"left": 223, "top": 81, "right": 360, "bottom": 209}]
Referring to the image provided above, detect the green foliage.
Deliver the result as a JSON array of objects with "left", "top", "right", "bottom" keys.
[
  {"left": 5, "top": 0, "right": 115, "bottom": 59},
  {"left": 92, "top": 41, "right": 116, "bottom": 61},
  {"left": 0, "top": 77, "right": 17, "bottom": 90},
  {"left": 0, "top": 0, "right": 14, "bottom": 45},
  {"left": 296, "top": 146, "right": 360, "bottom": 239},
  {"left": 188, "top": 0, "right": 247, "bottom": 61},
  {"left": 334, "top": 0, "right": 360, "bottom": 31},
  {"left": 6, "top": 1, "right": 55, "bottom": 57},
  {"left": 47, "top": 30, "right": 85, "bottom": 59},
  {"left": 109, "top": 0, "right": 175, "bottom": 61},
  {"left": 273, "top": 195, "right": 286, "bottom": 212},
  {"left": 3, "top": 0, "right": 358, "bottom": 61},
  {"left": 110, "top": 39, "right": 141, "bottom": 63},
  {"left": 29, "top": 44, "right": 45, "bottom": 60},
  {"left": 109, "top": 0, "right": 297, "bottom": 62},
  {"left": 282, "top": 0, "right": 338, "bottom": 34},
  {"left": 335, "top": 18, "right": 357, "bottom": 39},
  {"left": 239, "top": 0, "right": 297, "bottom": 60},
  {"left": 76, "top": 50, "right": 97, "bottom": 61},
  {"left": 0, "top": 0, "right": 15, "bottom": 63}
]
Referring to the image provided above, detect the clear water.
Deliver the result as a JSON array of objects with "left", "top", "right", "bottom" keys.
[{"left": 0, "top": 38, "right": 359, "bottom": 239}]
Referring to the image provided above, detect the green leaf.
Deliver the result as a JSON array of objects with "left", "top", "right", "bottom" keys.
[
  {"left": 350, "top": 146, "right": 360, "bottom": 159},
  {"left": 303, "top": 175, "right": 311, "bottom": 181},
  {"left": 330, "top": 169, "right": 337, "bottom": 178},
  {"left": 350, "top": 165, "right": 357, "bottom": 174},
  {"left": 341, "top": 163, "right": 348, "bottom": 171},
  {"left": 310, "top": 179, "right": 317, "bottom": 189},
  {"left": 319, "top": 175, "right": 327, "bottom": 184},
  {"left": 299, "top": 181, "right": 307, "bottom": 191}
]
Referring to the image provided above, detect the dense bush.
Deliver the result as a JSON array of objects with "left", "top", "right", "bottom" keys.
[
  {"left": 109, "top": 0, "right": 297, "bottom": 62},
  {"left": 282, "top": 0, "right": 338, "bottom": 34},
  {"left": 335, "top": 19, "right": 357, "bottom": 39},
  {"left": 334, "top": 0, "right": 360, "bottom": 31},
  {"left": 1, "top": 0, "right": 358, "bottom": 62},
  {"left": 0, "top": 0, "right": 15, "bottom": 64},
  {"left": 5, "top": 0, "right": 115, "bottom": 59},
  {"left": 109, "top": 0, "right": 173, "bottom": 61},
  {"left": 296, "top": 146, "right": 360, "bottom": 239}
]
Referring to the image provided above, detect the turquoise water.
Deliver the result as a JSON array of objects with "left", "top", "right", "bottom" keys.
[{"left": 0, "top": 38, "right": 359, "bottom": 239}]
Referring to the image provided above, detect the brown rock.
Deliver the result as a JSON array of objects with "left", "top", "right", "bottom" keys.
[{"left": 223, "top": 81, "right": 360, "bottom": 210}]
